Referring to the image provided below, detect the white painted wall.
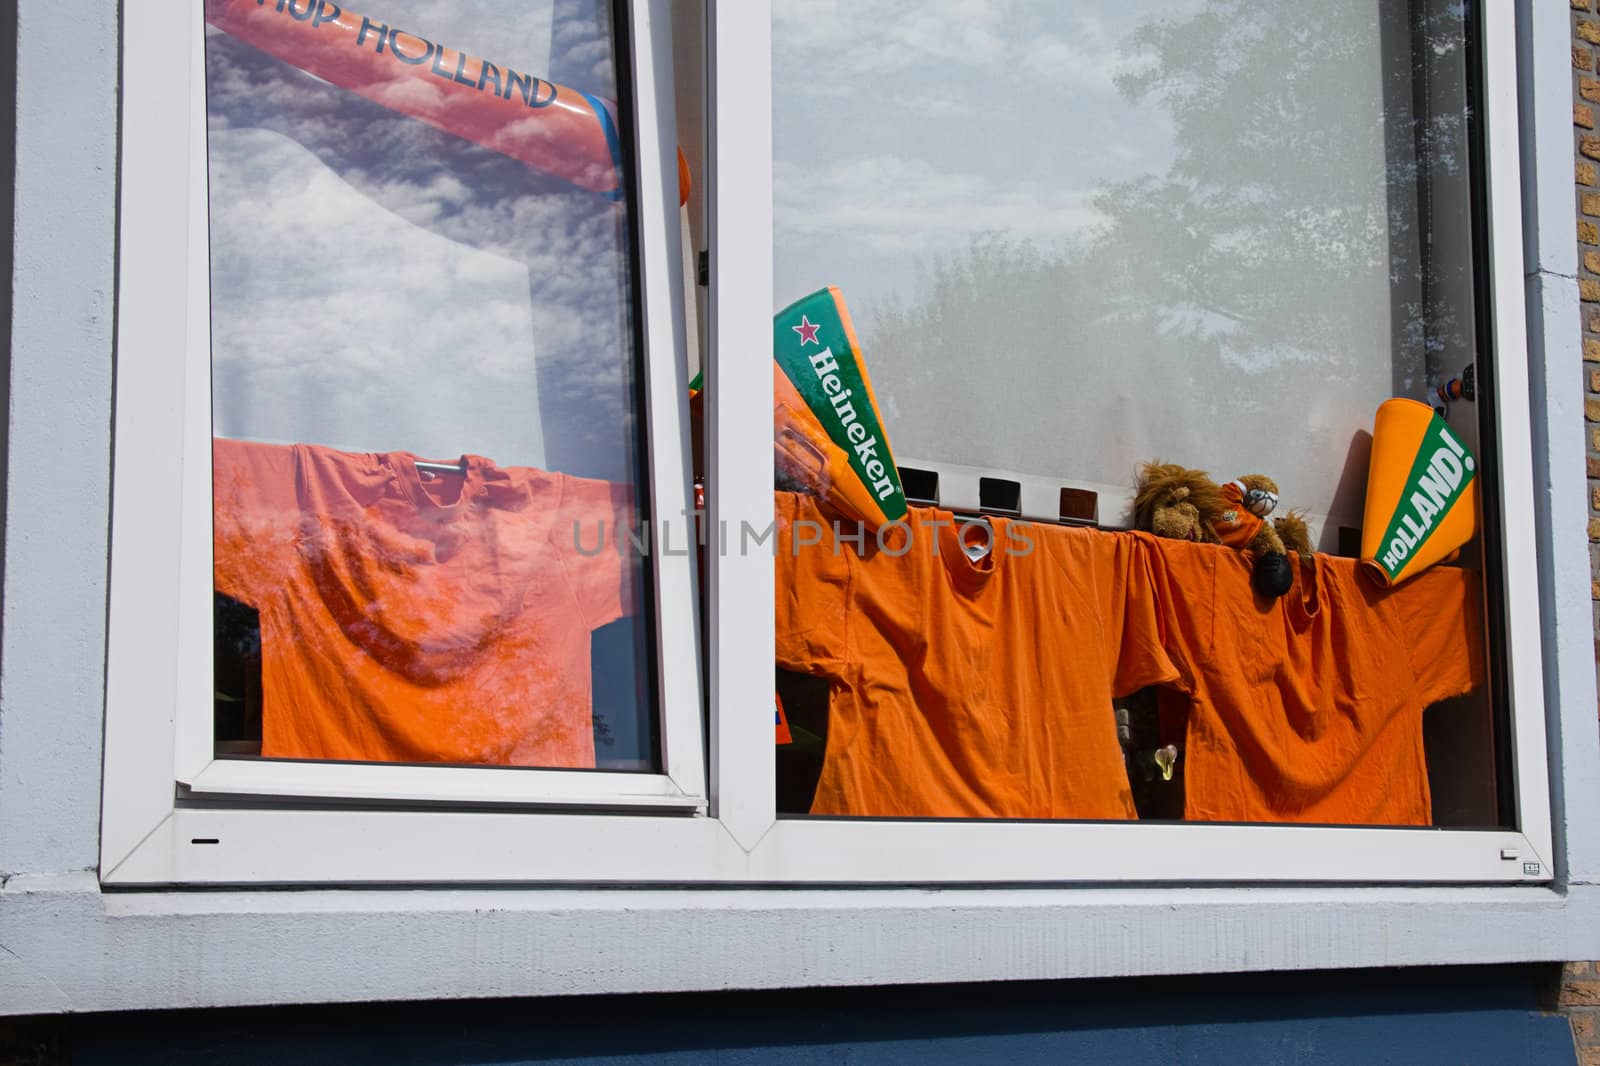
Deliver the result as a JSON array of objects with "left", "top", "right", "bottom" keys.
[{"left": 0, "top": 0, "right": 117, "bottom": 880}]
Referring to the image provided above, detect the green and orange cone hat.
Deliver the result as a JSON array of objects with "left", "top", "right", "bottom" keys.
[{"left": 1360, "top": 398, "right": 1479, "bottom": 585}]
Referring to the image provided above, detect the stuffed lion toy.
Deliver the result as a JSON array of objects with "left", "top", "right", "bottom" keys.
[{"left": 1134, "top": 461, "right": 1313, "bottom": 598}]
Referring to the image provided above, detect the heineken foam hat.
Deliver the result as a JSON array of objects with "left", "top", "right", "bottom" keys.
[
  {"left": 1360, "top": 398, "right": 1479, "bottom": 586},
  {"left": 773, "top": 288, "right": 907, "bottom": 530}
]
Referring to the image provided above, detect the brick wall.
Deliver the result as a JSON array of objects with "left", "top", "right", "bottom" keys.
[
  {"left": 1569, "top": 3, "right": 1600, "bottom": 1063},
  {"left": 1581, "top": 2, "right": 1600, "bottom": 642},
  {"left": 1562, "top": 961, "right": 1600, "bottom": 1064}
]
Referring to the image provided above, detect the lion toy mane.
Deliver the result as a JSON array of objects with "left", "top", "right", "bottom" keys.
[{"left": 1134, "top": 461, "right": 1313, "bottom": 599}]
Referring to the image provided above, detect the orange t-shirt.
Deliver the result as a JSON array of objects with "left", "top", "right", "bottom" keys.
[
  {"left": 1148, "top": 540, "right": 1483, "bottom": 825},
  {"left": 212, "top": 438, "right": 636, "bottom": 767},
  {"left": 775, "top": 492, "right": 1177, "bottom": 819}
]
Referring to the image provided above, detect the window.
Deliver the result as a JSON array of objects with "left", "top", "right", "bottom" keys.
[
  {"left": 767, "top": 0, "right": 1517, "bottom": 832},
  {"left": 205, "top": 1, "right": 665, "bottom": 776},
  {"left": 725, "top": 0, "right": 1554, "bottom": 883},
  {"left": 102, "top": 0, "right": 709, "bottom": 881},
  {"left": 101, "top": 0, "right": 1554, "bottom": 887}
]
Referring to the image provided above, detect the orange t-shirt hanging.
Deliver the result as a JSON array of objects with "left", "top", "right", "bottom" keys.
[
  {"left": 775, "top": 492, "right": 1177, "bottom": 820},
  {"left": 212, "top": 438, "right": 637, "bottom": 767},
  {"left": 1147, "top": 539, "right": 1484, "bottom": 825}
]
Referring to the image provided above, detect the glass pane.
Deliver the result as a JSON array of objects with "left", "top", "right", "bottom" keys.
[
  {"left": 772, "top": 0, "right": 1503, "bottom": 827},
  {"left": 206, "top": 0, "right": 660, "bottom": 771}
]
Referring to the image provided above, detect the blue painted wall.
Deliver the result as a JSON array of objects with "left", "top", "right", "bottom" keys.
[{"left": 67, "top": 965, "right": 1576, "bottom": 1065}]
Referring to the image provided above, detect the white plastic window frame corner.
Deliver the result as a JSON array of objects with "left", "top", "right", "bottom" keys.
[{"left": 100, "top": 0, "right": 714, "bottom": 885}]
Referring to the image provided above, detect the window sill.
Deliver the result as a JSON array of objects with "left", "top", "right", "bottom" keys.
[{"left": 3, "top": 873, "right": 1598, "bottom": 1015}]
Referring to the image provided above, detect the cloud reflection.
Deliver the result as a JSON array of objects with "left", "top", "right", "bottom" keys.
[{"left": 206, "top": 6, "right": 639, "bottom": 483}]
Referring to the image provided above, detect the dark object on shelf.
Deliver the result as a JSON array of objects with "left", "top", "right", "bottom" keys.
[
  {"left": 897, "top": 466, "right": 939, "bottom": 507},
  {"left": 1338, "top": 525, "right": 1362, "bottom": 558},
  {"left": 978, "top": 477, "right": 1021, "bottom": 516},
  {"left": 1059, "top": 487, "right": 1098, "bottom": 526}
]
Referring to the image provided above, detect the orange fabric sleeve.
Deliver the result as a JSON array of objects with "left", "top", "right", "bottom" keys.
[
  {"left": 1099, "top": 533, "right": 1181, "bottom": 698},
  {"left": 1138, "top": 535, "right": 1214, "bottom": 696},
  {"left": 553, "top": 474, "right": 637, "bottom": 632},
  {"left": 1383, "top": 564, "right": 1485, "bottom": 706},
  {"left": 212, "top": 437, "right": 301, "bottom": 609},
  {"left": 774, "top": 491, "right": 852, "bottom": 674}
]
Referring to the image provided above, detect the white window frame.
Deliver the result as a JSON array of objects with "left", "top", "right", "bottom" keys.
[
  {"left": 104, "top": 0, "right": 1555, "bottom": 888},
  {"left": 698, "top": 0, "right": 1555, "bottom": 887},
  {"left": 101, "top": 0, "right": 711, "bottom": 882}
]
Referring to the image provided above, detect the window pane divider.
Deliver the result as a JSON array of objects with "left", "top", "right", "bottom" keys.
[
  {"left": 631, "top": 0, "right": 708, "bottom": 799},
  {"left": 705, "top": 0, "right": 777, "bottom": 851}
]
